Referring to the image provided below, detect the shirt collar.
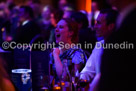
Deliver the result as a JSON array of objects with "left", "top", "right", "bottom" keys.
[{"left": 22, "top": 20, "right": 29, "bottom": 26}]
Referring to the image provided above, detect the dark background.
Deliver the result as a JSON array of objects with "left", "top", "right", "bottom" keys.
[{"left": 0, "top": 0, "right": 111, "bottom": 11}]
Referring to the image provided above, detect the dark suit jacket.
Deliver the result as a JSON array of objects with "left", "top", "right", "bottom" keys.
[
  {"left": 15, "top": 20, "right": 40, "bottom": 44},
  {"left": 99, "top": 8, "right": 136, "bottom": 91},
  {"left": 13, "top": 20, "right": 41, "bottom": 69}
]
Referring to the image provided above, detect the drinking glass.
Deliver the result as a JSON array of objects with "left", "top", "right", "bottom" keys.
[{"left": 11, "top": 69, "right": 32, "bottom": 91}]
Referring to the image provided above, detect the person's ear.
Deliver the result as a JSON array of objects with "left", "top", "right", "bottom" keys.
[{"left": 108, "top": 23, "right": 115, "bottom": 31}]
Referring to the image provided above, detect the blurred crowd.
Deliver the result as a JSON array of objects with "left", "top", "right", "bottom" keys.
[
  {"left": 0, "top": 0, "right": 99, "bottom": 53},
  {"left": 0, "top": 0, "right": 136, "bottom": 91}
]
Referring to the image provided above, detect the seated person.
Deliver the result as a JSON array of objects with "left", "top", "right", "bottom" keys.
[
  {"left": 80, "top": 9, "right": 119, "bottom": 84},
  {"left": 50, "top": 18, "right": 87, "bottom": 83}
]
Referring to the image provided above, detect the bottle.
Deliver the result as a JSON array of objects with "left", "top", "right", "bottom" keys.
[{"left": 61, "top": 59, "right": 72, "bottom": 91}]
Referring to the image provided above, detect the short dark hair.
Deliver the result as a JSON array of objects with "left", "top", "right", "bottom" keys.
[
  {"left": 20, "top": 5, "right": 34, "bottom": 18},
  {"left": 100, "top": 9, "right": 119, "bottom": 25},
  {"left": 53, "top": 9, "right": 64, "bottom": 23},
  {"left": 71, "top": 12, "right": 89, "bottom": 28}
]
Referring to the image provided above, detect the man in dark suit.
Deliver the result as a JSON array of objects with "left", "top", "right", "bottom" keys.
[
  {"left": 15, "top": 5, "right": 40, "bottom": 44},
  {"left": 99, "top": 0, "right": 136, "bottom": 91},
  {"left": 14, "top": 6, "right": 41, "bottom": 69}
]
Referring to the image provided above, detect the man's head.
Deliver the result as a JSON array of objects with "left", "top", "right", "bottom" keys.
[
  {"left": 92, "top": 1, "right": 99, "bottom": 12},
  {"left": 71, "top": 12, "right": 89, "bottom": 29},
  {"left": 94, "top": 9, "right": 118, "bottom": 40},
  {"left": 42, "top": 5, "right": 53, "bottom": 20},
  {"left": 19, "top": 6, "right": 34, "bottom": 23}
]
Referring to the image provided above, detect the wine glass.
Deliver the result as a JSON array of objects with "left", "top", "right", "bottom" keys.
[
  {"left": 76, "top": 73, "right": 90, "bottom": 91},
  {"left": 71, "top": 70, "right": 80, "bottom": 91}
]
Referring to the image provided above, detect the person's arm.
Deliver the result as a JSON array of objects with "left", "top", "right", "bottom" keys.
[
  {"left": 53, "top": 48, "right": 63, "bottom": 78},
  {"left": 80, "top": 51, "right": 96, "bottom": 82},
  {"left": 72, "top": 50, "right": 89, "bottom": 75},
  {"left": 89, "top": 73, "right": 101, "bottom": 91}
]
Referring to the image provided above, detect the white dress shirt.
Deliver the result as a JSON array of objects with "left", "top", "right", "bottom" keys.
[{"left": 80, "top": 40, "right": 104, "bottom": 81}]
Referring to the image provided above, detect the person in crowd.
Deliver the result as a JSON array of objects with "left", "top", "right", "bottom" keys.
[
  {"left": 88, "top": 1, "right": 100, "bottom": 28},
  {"left": 15, "top": 5, "right": 40, "bottom": 43},
  {"left": 41, "top": 5, "right": 53, "bottom": 26},
  {"left": 99, "top": 0, "right": 136, "bottom": 91},
  {"left": 80, "top": 9, "right": 118, "bottom": 87},
  {"left": 0, "top": 57, "right": 15, "bottom": 91},
  {"left": 71, "top": 11, "right": 96, "bottom": 56},
  {"left": 62, "top": 4, "right": 75, "bottom": 18},
  {"left": 0, "top": 3, "right": 12, "bottom": 44},
  {"left": 39, "top": 5, "right": 54, "bottom": 41},
  {"left": 58, "top": 0, "right": 68, "bottom": 10},
  {"left": 0, "top": 1, "right": 17, "bottom": 44},
  {"left": 13, "top": 5, "right": 41, "bottom": 69},
  {"left": 0, "top": 8, "right": 6, "bottom": 45},
  {"left": 10, "top": 6, "right": 19, "bottom": 41},
  {"left": 50, "top": 18, "right": 87, "bottom": 82},
  {"left": 29, "top": 3, "right": 41, "bottom": 21}
]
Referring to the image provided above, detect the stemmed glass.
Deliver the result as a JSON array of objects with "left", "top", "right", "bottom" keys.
[{"left": 71, "top": 70, "right": 79, "bottom": 91}]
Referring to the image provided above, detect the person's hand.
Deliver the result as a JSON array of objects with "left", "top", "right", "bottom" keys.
[{"left": 53, "top": 48, "right": 60, "bottom": 57}]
